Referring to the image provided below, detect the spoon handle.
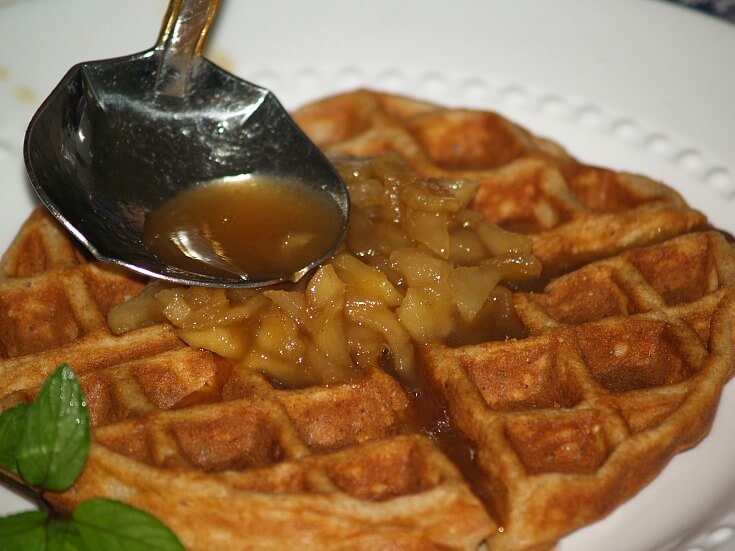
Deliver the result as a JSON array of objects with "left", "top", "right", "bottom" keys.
[{"left": 154, "top": 0, "right": 221, "bottom": 97}]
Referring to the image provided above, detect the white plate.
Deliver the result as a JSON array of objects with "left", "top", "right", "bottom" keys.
[{"left": 1, "top": 1, "right": 734, "bottom": 549}]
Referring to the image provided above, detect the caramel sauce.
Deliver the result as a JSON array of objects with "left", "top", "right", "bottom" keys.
[
  {"left": 112, "top": 156, "right": 537, "bottom": 527},
  {"left": 143, "top": 176, "right": 343, "bottom": 280},
  {"left": 406, "top": 367, "right": 504, "bottom": 522}
]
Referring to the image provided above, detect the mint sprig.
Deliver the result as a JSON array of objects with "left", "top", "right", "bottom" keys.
[
  {"left": 17, "top": 363, "right": 89, "bottom": 491},
  {"left": 0, "top": 404, "right": 28, "bottom": 472},
  {"left": 0, "top": 510, "right": 47, "bottom": 550},
  {"left": 46, "top": 518, "right": 83, "bottom": 551},
  {"left": 74, "top": 498, "right": 183, "bottom": 550},
  {"left": 0, "top": 364, "right": 184, "bottom": 551}
]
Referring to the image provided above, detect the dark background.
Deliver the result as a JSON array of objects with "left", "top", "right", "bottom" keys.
[{"left": 668, "top": 0, "right": 735, "bottom": 22}]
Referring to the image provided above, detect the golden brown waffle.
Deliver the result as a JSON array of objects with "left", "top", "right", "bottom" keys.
[
  {"left": 0, "top": 210, "right": 493, "bottom": 550},
  {"left": 423, "top": 231, "right": 735, "bottom": 550},
  {"left": 294, "top": 90, "right": 707, "bottom": 279},
  {"left": 0, "top": 90, "right": 733, "bottom": 551},
  {"left": 294, "top": 90, "right": 735, "bottom": 550}
]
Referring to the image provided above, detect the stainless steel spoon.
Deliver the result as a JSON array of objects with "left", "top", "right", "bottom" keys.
[{"left": 23, "top": 0, "right": 349, "bottom": 288}]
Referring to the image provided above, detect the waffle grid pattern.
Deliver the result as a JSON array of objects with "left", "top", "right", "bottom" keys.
[
  {"left": 425, "top": 229, "right": 735, "bottom": 550},
  {"left": 294, "top": 91, "right": 735, "bottom": 550},
  {"left": 293, "top": 89, "right": 710, "bottom": 278},
  {"left": 0, "top": 211, "right": 494, "bottom": 550},
  {"left": 0, "top": 92, "right": 733, "bottom": 550}
]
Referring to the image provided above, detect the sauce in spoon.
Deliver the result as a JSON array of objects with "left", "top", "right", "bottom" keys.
[{"left": 143, "top": 175, "right": 344, "bottom": 281}]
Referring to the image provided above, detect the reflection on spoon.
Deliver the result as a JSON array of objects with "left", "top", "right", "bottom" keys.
[{"left": 167, "top": 228, "right": 250, "bottom": 280}]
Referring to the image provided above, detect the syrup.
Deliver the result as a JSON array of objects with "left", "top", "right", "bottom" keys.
[{"left": 143, "top": 175, "right": 343, "bottom": 280}]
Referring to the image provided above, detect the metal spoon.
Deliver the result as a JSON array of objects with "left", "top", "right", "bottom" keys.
[{"left": 23, "top": 0, "right": 349, "bottom": 288}]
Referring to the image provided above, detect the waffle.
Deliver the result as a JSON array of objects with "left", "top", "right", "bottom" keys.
[
  {"left": 0, "top": 90, "right": 733, "bottom": 551},
  {"left": 0, "top": 209, "right": 493, "bottom": 549}
]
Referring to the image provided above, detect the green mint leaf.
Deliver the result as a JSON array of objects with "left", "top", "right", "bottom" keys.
[
  {"left": 74, "top": 498, "right": 184, "bottom": 551},
  {"left": 0, "top": 510, "right": 48, "bottom": 550},
  {"left": 0, "top": 403, "right": 29, "bottom": 472},
  {"left": 47, "top": 519, "right": 84, "bottom": 551},
  {"left": 16, "top": 363, "right": 90, "bottom": 491},
  {"left": 0, "top": 366, "right": 183, "bottom": 550}
]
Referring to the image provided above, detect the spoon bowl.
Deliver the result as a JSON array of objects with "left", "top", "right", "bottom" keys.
[{"left": 23, "top": 0, "right": 349, "bottom": 287}]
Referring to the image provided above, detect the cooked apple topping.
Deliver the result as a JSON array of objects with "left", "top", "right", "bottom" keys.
[{"left": 109, "top": 154, "right": 540, "bottom": 387}]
